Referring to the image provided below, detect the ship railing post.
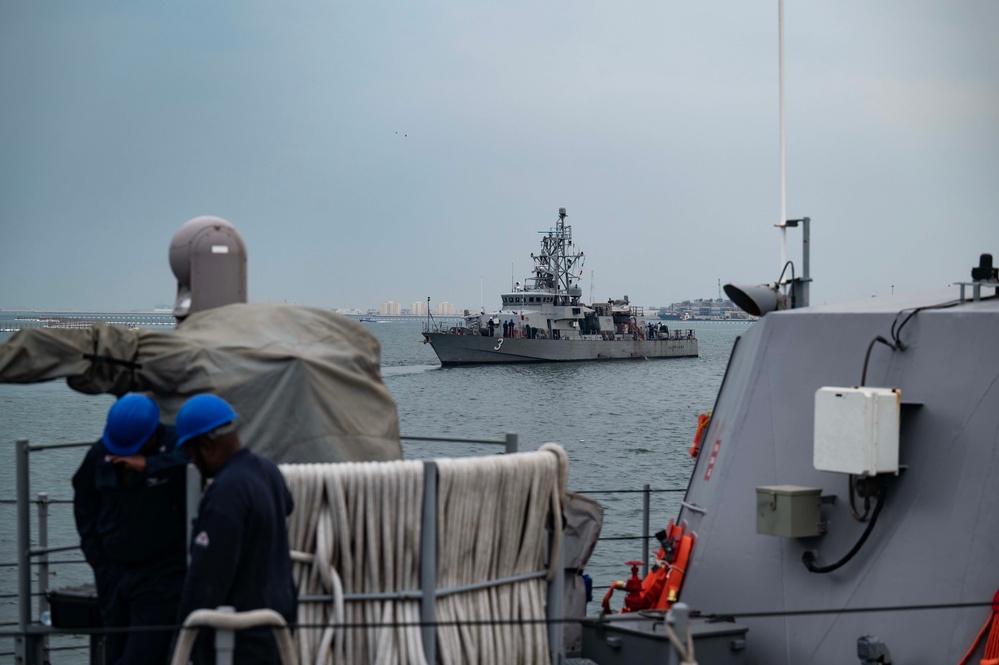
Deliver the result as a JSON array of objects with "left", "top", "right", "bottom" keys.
[
  {"left": 420, "top": 461, "right": 438, "bottom": 665},
  {"left": 15, "top": 438, "right": 42, "bottom": 665},
  {"left": 214, "top": 606, "right": 236, "bottom": 665},
  {"left": 186, "top": 463, "right": 202, "bottom": 566},
  {"left": 642, "top": 484, "right": 651, "bottom": 578},
  {"left": 37, "top": 492, "right": 50, "bottom": 661},
  {"left": 504, "top": 433, "right": 518, "bottom": 455}
]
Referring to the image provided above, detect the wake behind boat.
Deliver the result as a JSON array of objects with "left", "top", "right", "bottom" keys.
[{"left": 422, "top": 208, "right": 698, "bottom": 365}]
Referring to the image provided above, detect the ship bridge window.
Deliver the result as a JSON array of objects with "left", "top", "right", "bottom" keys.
[{"left": 572, "top": 307, "right": 580, "bottom": 315}]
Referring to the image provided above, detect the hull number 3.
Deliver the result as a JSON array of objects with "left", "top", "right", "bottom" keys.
[{"left": 494, "top": 339, "right": 504, "bottom": 351}]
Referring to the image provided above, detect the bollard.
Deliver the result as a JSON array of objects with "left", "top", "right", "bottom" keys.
[{"left": 666, "top": 602, "right": 691, "bottom": 664}]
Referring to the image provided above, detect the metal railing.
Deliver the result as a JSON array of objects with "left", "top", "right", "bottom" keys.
[
  {"left": 4, "top": 432, "right": 683, "bottom": 665},
  {"left": 4, "top": 433, "right": 531, "bottom": 665}
]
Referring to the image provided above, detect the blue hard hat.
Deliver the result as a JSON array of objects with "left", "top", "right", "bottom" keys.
[
  {"left": 175, "top": 394, "right": 238, "bottom": 448},
  {"left": 102, "top": 394, "right": 160, "bottom": 456}
]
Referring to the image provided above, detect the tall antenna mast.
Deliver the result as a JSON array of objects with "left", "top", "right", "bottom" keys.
[
  {"left": 590, "top": 270, "right": 595, "bottom": 303},
  {"left": 778, "top": 0, "right": 788, "bottom": 275}
]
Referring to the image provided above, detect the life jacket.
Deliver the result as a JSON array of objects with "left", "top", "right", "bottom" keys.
[{"left": 639, "top": 519, "right": 694, "bottom": 611}]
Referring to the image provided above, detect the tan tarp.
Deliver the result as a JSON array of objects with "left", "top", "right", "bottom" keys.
[{"left": 0, "top": 303, "right": 402, "bottom": 462}]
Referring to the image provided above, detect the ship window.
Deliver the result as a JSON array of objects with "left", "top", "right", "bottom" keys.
[{"left": 572, "top": 307, "right": 580, "bottom": 315}]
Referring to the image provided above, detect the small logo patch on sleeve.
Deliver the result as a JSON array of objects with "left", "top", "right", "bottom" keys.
[{"left": 194, "top": 531, "right": 210, "bottom": 548}]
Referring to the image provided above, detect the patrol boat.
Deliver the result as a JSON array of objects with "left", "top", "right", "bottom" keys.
[{"left": 422, "top": 208, "right": 698, "bottom": 365}]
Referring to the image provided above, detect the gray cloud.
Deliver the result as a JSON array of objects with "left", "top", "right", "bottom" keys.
[{"left": 1, "top": 0, "right": 996, "bottom": 312}]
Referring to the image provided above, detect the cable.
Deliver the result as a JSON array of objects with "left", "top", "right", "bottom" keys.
[
  {"left": 889, "top": 299, "right": 965, "bottom": 350},
  {"left": 776, "top": 261, "right": 796, "bottom": 308},
  {"left": 860, "top": 336, "right": 896, "bottom": 387},
  {"left": 803, "top": 480, "right": 887, "bottom": 574},
  {"left": 848, "top": 475, "right": 871, "bottom": 522}
]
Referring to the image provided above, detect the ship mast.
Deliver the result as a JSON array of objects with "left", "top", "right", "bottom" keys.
[
  {"left": 527, "top": 207, "right": 585, "bottom": 305},
  {"left": 552, "top": 208, "right": 584, "bottom": 305}
]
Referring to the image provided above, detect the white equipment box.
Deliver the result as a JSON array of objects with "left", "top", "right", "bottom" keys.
[{"left": 813, "top": 387, "right": 900, "bottom": 475}]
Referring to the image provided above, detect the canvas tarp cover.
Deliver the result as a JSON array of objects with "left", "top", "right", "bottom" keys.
[
  {"left": 562, "top": 490, "right": 604, "bottom": 656},
  {"left": 0, "top": 303, "right": 402, "bottom": 462}
]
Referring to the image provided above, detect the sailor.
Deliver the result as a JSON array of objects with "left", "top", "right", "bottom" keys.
[
  {"left": 175, "top": 394, "right": 296, "bottom": 665},
  {"left": 72, "top": 394, "right": 188, "bottom": 665},
  {"left": 488, "top": 318, "right": 495, "bottom": 337}
]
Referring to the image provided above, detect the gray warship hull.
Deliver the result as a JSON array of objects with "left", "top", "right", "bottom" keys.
[
  {"left": 423, "top": 332, "right": 698, "bottom": 365},
  {"left": 674, "top": 285, "right": 999, "bottom": 664}
]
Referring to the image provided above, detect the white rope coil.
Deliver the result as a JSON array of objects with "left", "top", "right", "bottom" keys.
[{"left": 280, "top": 444, "right": 567, "bottom": 665}]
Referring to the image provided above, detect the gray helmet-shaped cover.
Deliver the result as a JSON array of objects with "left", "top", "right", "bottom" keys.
[{"left": 170, "top": 216, "right": 247, "bottom": 319}]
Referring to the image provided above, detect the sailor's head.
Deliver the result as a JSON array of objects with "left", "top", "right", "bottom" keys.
[
  {"left": 175, "top": 394, "right": 240, "bottom": 477},
  {"left": 102, "top": 394, "right": 160, "bottom": 456}
]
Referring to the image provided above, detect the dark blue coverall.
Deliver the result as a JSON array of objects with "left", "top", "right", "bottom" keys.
[
  {"left": 72, "top": 433, "right": 188, "bottom": 665},
  {"left": 178, "top": 448, "right": 296, "bottom": 665}
]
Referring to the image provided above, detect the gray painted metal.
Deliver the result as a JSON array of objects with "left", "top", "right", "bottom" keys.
[
  {"left": 675, "top": 285, "right": 999, "bottom": 664},
  {"left": 420, "top": 461, "right": 437, "bottom": 665},
  {"left": 36, "top": 493, "right": 49, "bottom": 662},
  {"left": 581, "top": 613, "right": 748, "bottom": 664},
  {"left": 424, "top": 333, "right": 698, "bottom": 365},
  {"left": 214, "top": 606, "right": 237, "bottom": 665}
]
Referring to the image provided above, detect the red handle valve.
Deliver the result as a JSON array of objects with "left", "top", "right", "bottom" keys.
[{"left": 622, "top": 561, "right": 649, "bottom": 612}]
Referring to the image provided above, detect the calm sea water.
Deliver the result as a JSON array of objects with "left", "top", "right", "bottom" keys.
[{"left": 0, "top": 312, "right": 745, "bottom": 660}]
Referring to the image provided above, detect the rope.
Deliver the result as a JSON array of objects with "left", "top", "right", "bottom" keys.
[
  {"left": 168, "top": 608, "right": 298, "bottom": 665},
  {"left": 279, "top": 445, "right": 567, "bottom": 665},
  {"left": 664, "top": 621, "right": 697, "bottom": 665},
  {"left": 957, "top": 590, "right": 999, "bottom": 665}
]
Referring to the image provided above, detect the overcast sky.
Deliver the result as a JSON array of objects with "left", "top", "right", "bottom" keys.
[{"left": 1, "top": 1, "right": 996, "bottom": 312}]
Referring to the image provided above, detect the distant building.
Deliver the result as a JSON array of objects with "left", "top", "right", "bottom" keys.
[
  {"left": 661, "top": 298, "right": 750, "bottom": 320},
  {"left": 434, "top": 301, "right": 455, "bottom": 316},
  {"left": 379, "top": 301, "right": 401, "bottom": 316},
  {"left": 410, "top": 301, "right": 428, "bottom": 316}
]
